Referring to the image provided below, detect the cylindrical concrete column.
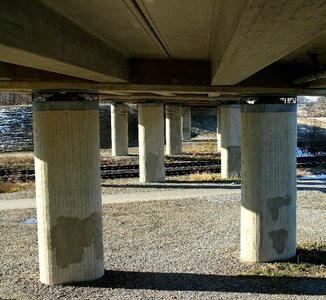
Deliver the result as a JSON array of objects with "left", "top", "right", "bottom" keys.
[
  {"left": 240, "top": 102, "right": 297, "bottom": 262},
  {"left": 138, "top": 103, "right": 165, "bottom": 183},
  {"left": 216, "top": 107, "right": 221, "bottom": 152},
  {"left": 182, "top": 106, "right": 191, "bottom": 141},
  {"left": 220, "top": 104, "right": 241, "bottom": 178},
  {"left": 166, "top": 105, "right": 182, "bottom": 155},
  {"left": 33, "top": 92, "right": 104, "bottom": 285},
  {"left": 111, "top": 103, "right": 128, "bottom": 156}
]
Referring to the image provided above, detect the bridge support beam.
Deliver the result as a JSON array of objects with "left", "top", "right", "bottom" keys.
[
  {"left": 182, "top": 106, "right": 191, "bottom": 141},
  {"left": 240, "top": 99, "right": 297, "bottom": 262},
  {"left": 138, "top": 103, "right": 165, "bottom": 183},
  {"left": 220, "top": 104, "right": 241, "bottom": 178},
  {"left": 216, "top": 107, "right": 221, "bottom": 152},
  {"left": 32, "top": 92, "right": 104, "bottom": 285},
  {"left": 111, "top": 103, "right": 128, "bottom": 156},
  {"left": 166, "top": 105, "right": 182, "bottom": 155}
]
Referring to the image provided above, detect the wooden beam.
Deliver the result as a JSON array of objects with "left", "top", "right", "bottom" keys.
[
  {"left": 211, "top": 0, "right": 326, "bottom": 85},
  {"left": 0, "top": 0, "right": 128, "bottom": 82}
]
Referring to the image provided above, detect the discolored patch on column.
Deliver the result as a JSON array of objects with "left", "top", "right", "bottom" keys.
[
  {"left": 227, "top": 146, "right": 241, "bottom": 177},
  {"left": 269, "top": 229, "right": 288, "bottom": 254},
  {"left": 51, "top": 212, "right": 103, "bottom": 268},
  {"left": 267, "top": 195, "right": 291, "bottom": 220}
]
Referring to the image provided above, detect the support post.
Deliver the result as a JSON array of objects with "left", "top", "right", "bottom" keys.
[
  {"left": 33, "top": 92, "right": 104, "bottom": 285},
  {"left": 220, "top": 104, "right": 241, "bottom": 178},
  {"left": 166, "top": 105, "right": 182, "bottom": 155},
  {"left": 240, "top": 97, "right": 297, "bottom": 262},
  {"left": 138, "top": 103, "right": 165, "bottom": 183},
  {"left": 182, "top": 106, "right": 191, "bottom": 141},
  {"left": 111, "top": 103, "right": 128, "bottom": 156},
  {"left": 216, "top": 106, "right": 221, "bottom": 152}
]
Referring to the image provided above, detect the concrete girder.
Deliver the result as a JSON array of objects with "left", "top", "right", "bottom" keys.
[
  {"left": 211, "top": 0, "right": 326, "bottom": 85},
  {"left": 0, "top": 0, "right": 128, "bottom": 82}
]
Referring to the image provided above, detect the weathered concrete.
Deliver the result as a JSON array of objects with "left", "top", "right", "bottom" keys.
[
  {"left": 182, "top": 106, "right": 191, "bottom": 141},
  {"left": 111, "top": 103, "right": 128, "bottom": 156},
  {"left": 166, "top": 105, "right": 182, "bottom": 155},
  {"left": 220, "top": 104, "right": 240, "bottom": 178},
  {"left": 240, "top": 103, "right": 297, "bottom": 262},
  {"left": 138, "top": 103, "right": 165, "bottom": 183},
  {"left": 216, "top": 107, "right": 221, "bottom": 152},
  {"left": 33, "top": 94, "right": 104, "bottom": 285}
]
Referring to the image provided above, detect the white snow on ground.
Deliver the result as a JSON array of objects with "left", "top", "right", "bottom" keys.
[
  {"left": 299, "top": 174, "right": 326, "bottom": 180},
  {"left": 296, "top": 147, "right": 326, "bottom": 157},
  {"left": 23, "top": 217, "right": 37, "bottom": 224},
  {"left": 296, "top": 148, "right": 314, "bottom": 157}
]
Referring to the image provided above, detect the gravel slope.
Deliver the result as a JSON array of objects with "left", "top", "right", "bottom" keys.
[{"left": 0, "top": 190, "right": 325, "bottom": 299}]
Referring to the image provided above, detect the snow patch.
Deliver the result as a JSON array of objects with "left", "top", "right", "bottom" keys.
[
  {"left": 23, "top": 217, "right": 37, "bottom": 224},
  {"left": 299, "top": 174, "right": 326, "bottom": 180}
]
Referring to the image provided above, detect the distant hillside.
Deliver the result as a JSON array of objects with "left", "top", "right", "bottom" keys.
[{"left": 0, "top": 92, "right": 31, "bottom": 106}]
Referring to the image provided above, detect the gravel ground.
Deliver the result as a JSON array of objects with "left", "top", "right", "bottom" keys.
[{"left": 0, "top": 189, "right": 325, "bottom": 299}]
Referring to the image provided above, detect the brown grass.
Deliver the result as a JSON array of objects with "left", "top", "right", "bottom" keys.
[
  {"left": 0, "top": 182, "right": 35, "bottom": 193},
  {"left": 238, "top": 242, "right": 326, "bottom": 278},
  {"left": 185, "top": 172, "right": 240, "bottom": 182}
]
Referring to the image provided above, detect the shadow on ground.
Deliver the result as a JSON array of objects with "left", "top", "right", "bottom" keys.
[{"left": 73, "top": 270, "right": 326, "bottom": 296}]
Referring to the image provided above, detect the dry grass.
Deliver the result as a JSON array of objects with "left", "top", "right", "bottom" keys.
[
  {"left": 0, "top": 182, "right": 34, "bottom": 193},
  {"left": 238, "top": 242, "right": 326, "bottom": 278},
  {"left": 185, "top": 172, "right": 240, "bottom": 182},
  {"left": 0, "top": 154, "right": 34, "bottom": 169}
]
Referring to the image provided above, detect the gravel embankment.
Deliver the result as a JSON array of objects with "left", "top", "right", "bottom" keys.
[{"left": 0, "top": 189, "right": 325, "bottom": 299}]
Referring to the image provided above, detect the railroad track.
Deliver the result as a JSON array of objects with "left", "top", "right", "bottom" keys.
[{"left": 0, "top": 156, "right": 325, "bottom": 182}]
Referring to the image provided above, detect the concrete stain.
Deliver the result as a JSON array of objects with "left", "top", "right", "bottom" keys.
[
  {"left": 51, "top": 212, "right": 103, "bottom": 268},
  {"left": 268, "top": 229, "right": 288, "bottom": 254},
  {"left": 267, "top": 195, "right": 291, "bottom": 220}
]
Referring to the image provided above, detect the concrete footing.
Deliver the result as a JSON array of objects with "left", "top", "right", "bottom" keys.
[
  {"left": 111, "top": 103, "right": 128, "bottom": 156},
  {"left": 32, "top": 94, "right": 104, "bottom": 285},
  {"left": 138, "top": 103, "right": 165, "bottom": 183},
  {"left": 220, "top": 104, "right": 241, "bottom": 178},
  {"left": 166, "top": 105, "right": 182, "bottom": 155},
  {"left": 182, "top": 106, "right": 191, "bottom": 141},
  {"left": 240, "top": 103, "right": 297, "bottom": 262}
]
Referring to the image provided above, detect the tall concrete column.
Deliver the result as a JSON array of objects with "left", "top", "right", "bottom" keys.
[
  {"left": 111, "top": 103, "right": 128, "bottom": 156},
  {"left": 138, "top": 103, "right": 165, "bottom": 183},
  {"left": 240, "top": 98, "right": 297, "bottom": 262},
  {"left": 216, "top": 107, "right": 221, "bottom": 152},
  {"left": 33, "top": 92, "right": 104, "bottom": 285},
  {"left": 166, "top": 105, "right": 182, "bottom": 155},
  {"left": 220, "top": 104, "right": 241, "bottom": 178},
  {"left": 182, "top": 106, "right": 191, "bottom": 141}
]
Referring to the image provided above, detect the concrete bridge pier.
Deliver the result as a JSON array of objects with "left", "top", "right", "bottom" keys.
[
  {"left": 182, "top": 106, "right": 191, "bottom": 141},
  {"left": 166, "top": 105, "right": 182, "bottom": 155},
  {"left": 240, "top": 98, "right": 297, "bottom": 262},
  {"left": 111, "top": 103, "right": 128, "bottom": 156},
  {"left": 220, "top": 104, "right": 241, "bottom": 178},
  {"left": 32, "top": 92, "right": 104, "bottom": 285},
  {"left": 138, "top": 103, "right": 165, "bottom": 183},
  {"left": 216, "top": 107, "right": 221, "bottom": 152}
]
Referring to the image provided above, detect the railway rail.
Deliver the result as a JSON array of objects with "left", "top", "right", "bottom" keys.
[{"left": 0, "top": 156, "right": 325, "bottom": 182}]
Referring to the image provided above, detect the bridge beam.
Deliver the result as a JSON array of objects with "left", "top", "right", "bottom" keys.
[{"left": 0, "top": 0, "right": 127, "bottom": 82}]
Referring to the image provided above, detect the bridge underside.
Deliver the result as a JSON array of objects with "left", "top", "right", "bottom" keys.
[{"left": 1, "top": 0, "right": 324, "bottom": 285}]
